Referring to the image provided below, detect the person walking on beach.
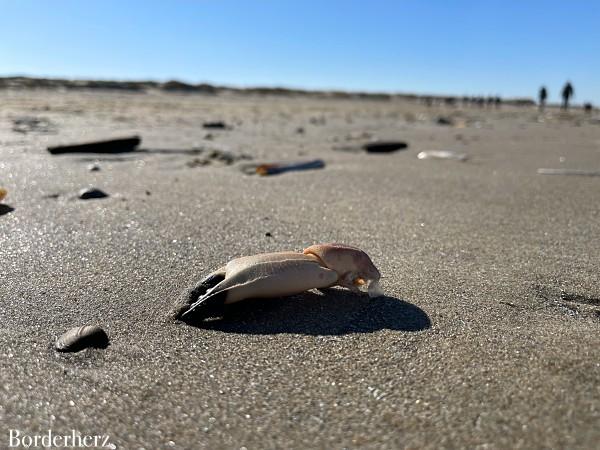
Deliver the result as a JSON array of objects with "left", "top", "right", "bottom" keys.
[
  {"left": 561, "top": 81, "right": 574, "bottom": 110},
  {"left": 539, "top": 86, "right": 548, "bottom": 111}
]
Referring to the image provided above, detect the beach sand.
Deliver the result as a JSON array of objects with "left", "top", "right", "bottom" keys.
[{"left": 1, "top": 89, "right": 599, "bottom": 449}]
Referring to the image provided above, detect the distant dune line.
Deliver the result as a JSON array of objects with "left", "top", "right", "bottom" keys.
[{"left": 0, "top": 76, "right": 536, "bottom": 106}]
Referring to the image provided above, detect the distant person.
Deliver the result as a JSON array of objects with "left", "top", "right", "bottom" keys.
[
  {"left": 539, "top": 86, "right": 548, "bottom": 111},
  {"left": 561, "top": 82, "right": 574, "bottom": 110}
]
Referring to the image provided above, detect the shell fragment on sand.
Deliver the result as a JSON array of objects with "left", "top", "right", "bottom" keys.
[
  {"left": 55, "top": 325, "right": 109, "bottom": 352},
  {"left": 417, "top": 150, "right": 468, "bottom": 161},
  {"left": 363, "top": 141, "right": 408, "bottom": 153},
  {"left": 0, "top": 188, "right": 6, "bottom": 202},
  {"left": 241, "top": 159, "right": 325, "bottom": 176},
  {"left": 537, "top": 168, "right": 600, "bottom": 177},
  {"left": 78, "top": 187, "right": 109, "bottom": 200},
  {"left": 180, "top": 243, "right": 383, "bottom": 321}
]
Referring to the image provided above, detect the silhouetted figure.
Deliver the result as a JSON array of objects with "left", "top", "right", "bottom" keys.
[
  {"left": 539, "top": 86, "right": 548, "bottom": 111},
  {"left": 584, "top": 102, "right": 593, "bottom": 114},
  {"left": 494, "top": 96, "right": 502, "bottom": 109},
  {"left": 561, "top": 82, "right": 574, "bottom": 110}
]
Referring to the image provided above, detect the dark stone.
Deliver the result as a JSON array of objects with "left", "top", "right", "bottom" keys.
[
  {"left": 78, "top": 188, "right": 108, "bottom": 200},
  {"left": 436, "top": 116, "right": 454, "bottom": 126},
  {"left": 55, "top": 325, "right": 109, "bottom": 352},
  {"left": 0, "top": 204, "right": 14, "bottom": 216},
  {"left": 48, "top": 136, "right": 141, "bottom": 154},
  {"left": 363, "top": 141, "right": 408, "bottom": 153},
  {"left": 203, "top": 121, "right": 228, "bottom": 129}
]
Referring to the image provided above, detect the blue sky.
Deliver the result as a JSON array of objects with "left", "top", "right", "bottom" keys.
[{"left": 1, "top": 1, "right": 599, "bottom": 102}]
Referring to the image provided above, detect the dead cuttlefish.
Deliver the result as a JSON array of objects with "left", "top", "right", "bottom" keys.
[{"left": 176, "top": 243, "right": 383, "bottom": 321}]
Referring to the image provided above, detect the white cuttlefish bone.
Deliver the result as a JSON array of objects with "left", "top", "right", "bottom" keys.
[{"left": 177, "top": 243, "right": 383, "bottom": 321}]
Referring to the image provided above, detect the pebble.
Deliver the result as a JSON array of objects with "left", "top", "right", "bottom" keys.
[
  {"left": 203, "top": 121, "right": 228, "bottom": 129},
  {"left": 79, "top": 187, "right": 109, "bottom": 200},
  {"left": 55, "top": 325, "right": 109, "bottom": 352},
  {"left": 436, "top": 116, "right": 454, "bottom": 126},
  {"left": 363, "top": 141, "right": 408, "bottom": 153}
]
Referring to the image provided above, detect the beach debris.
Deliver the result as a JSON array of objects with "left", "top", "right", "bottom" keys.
[
  {"left": 12, "top": 116, "right": 56, "bottom": 134},
  {"left": 87, "top": 162, "right": 101, "bottom": 172},
  {"left": 537, "top": 168, "right": 600, "bottom": 177},
  {"left": 48, "top": 136, "right": 141, "bottom": 154},
  {"left": 0, "top": 205, "right": 14, "bottom": 216},
  {"left": 176, "top": 243, "right": 383, "bottom": 322},
  {"left": 186, "top": 158, "right": 211, "bottom": 168},
  {"left": 186, "top": 148, "right": 252, "bottom": 167},
  {"left": 241, "top": 159, "right": 325, "bottom": 176},
  {"left": 78, "top": 187, "right": 109, "bottom": 200},
  {"left": 42, "top": 193, "right": 60, "bottom": 199},
  {"left": 55, "top": 325, "right": 109, "bottom": 352},
  {"left": 560, "top": 291, "right": 600, "bottom": 306},
  {"left": 436, "top": 116, "right": 454, "bottom": 126},
  {"left": 363, "top": 141, "right": 408, "bottom": 153},
  {"left": 0, "top": 188, "right": 12, "bottom": 215},
  {"left": 203, "top": 121, "right": 228, "bottom": 129},
  {"left": 257, "top": 159, "right": 325, "bottom": 176},
  {"left": 296, "top": 127, "right": 305, "bottom": 134},
  {"left": 417, "top": 150, "right": 469, "bottom": 161}
]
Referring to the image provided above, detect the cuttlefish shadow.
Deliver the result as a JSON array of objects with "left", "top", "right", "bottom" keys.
[{"left": 182, "top": 290, "right": 431, "bottom": 336}]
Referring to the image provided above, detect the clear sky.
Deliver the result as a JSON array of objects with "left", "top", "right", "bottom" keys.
[{"left": 1, "top": 1, "right": 599, "bottom": 103}]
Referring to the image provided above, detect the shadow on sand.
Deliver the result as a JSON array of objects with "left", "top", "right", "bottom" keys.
[{"left": 184, "top": 290, "right": 430, "bottom": 336}]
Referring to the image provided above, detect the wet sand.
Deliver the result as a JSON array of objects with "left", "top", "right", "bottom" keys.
[{"left": 1, "top": 89, "right": 599, "bottom": 449}]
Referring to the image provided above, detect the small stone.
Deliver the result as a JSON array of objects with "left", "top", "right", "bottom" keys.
[
  {"left": 436, "top": 116, "right": 454, "bottom": 126},
  {"left": 265, "top": 232, "right": 273, "bottom": 237},
  {"left": 363, "top": 141, "right": 408, "bottom": 153},
  {"left": 78, "top": 187, "right": 108, "bottom": 200},
  {"left": 88, "top": 162, "right": 101, "bottom": 172},
  {"left": 55, "top": 325, "right": 109, "bottom": 352},
  {"left": 203, "top": 121, "right": 228, "bottom": 129}
]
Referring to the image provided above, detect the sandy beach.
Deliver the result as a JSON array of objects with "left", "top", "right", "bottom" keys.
[{"left": 1, "top": 88, "right": 599, "bottom": 449}]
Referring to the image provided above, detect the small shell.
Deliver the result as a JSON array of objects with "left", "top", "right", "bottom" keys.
[
  {"left": 55, "top": 325, "right": 109, "bottom": 352},
  {"left": 0, "top": 188, "right": 7, "bottom": 202},
  {"left": 78, "top": 187, "right": 108, "bottom": 200}
]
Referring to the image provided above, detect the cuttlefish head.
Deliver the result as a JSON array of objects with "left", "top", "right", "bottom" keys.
[{"left": 303, "top": 243, "right": 384, "bottom": 297}]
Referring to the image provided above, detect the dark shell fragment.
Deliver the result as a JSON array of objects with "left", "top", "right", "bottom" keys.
[
  {"left": 78, "top": 187, "right": 108, "bottom": 200},
  {"left": 363, "top": 141, "right": 408, "bottom": 153},
  {"left": 55, "top": 325, "right": 109, "bottom": 352}
]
